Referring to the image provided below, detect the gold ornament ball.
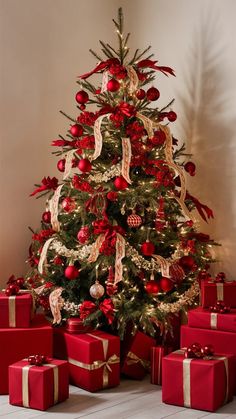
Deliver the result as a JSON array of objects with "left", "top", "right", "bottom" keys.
[{"left": 89, "top": 281, "right": 105, "bottom": 299}]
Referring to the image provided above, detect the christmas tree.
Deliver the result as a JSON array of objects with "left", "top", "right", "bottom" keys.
[{"left": 26, "top": 8, "right": 217, "bottom": 339}]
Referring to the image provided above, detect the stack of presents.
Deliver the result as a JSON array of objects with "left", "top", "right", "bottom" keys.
[{"left": 1, "top": 273, "right": 236, "bottom": 412}]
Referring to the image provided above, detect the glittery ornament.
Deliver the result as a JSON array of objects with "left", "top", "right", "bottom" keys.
[
  {"left": 127, "top": 213, "right": 142, "bottom": 228},
  {"left": 89, "top": 280, "right": 105, "bottom": 299},
  {"left": 77, "top": 226, "right": 90, "bottom": 244}
]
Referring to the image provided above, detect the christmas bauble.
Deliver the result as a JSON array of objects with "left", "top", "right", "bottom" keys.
[
  {"left": 7, "top": 284, "right": 20, "bottom": 295},
  {"left": 146, "top": 87, "right": 160, "bottom": 101},
  {"left": 65, "top": 265, "right": 79, "bottom": 280},
  {"left": 89, "top": 281, "right": 105, "bottom": 299},
  {"left": 167, "top": 111, "right": 177, "bottom": 122},
  {"left": 201, "top": 344, "right": 214, "bottom": 357},
  {"left": 185, "top": 347, "right": 196, "bottom": 358},
  {"left": 78, "top": 158, "right": 92, "bottom": 173},
  {"left": 57, "top": 159, "right": 65, "bottom": 172},
  {"left": 42, "top": 211, "right": 51, "bottom": 223},
  {"left": 54, "top": 256, "right": 63, "bottom": 265},
  {"left": 16, "top": 277, "right": 25, "bottom": 288},
  {"left": 179, "top": 255, "right": 195, "bottom": 272},
  {"left": 169, "top": 262, "right": 185, "bottom": 283},
  {"left": 107, "top": 79, "right": 120, "bottom": 92},
  {"left": 160, "top": 277, "right": 174, "bottom": 292},
  {"left": 75, "top": 90, "right": 89, "bottom": 104},
  {"left": 61, "top": 197, "right": 76, "bottom": 213},
  {"left": 77, "top": 226, "right": 90, "bottom": 244},
  {"left": 216, "top": 272, "right": 226, "bottom": 282},
  {"left": 184, "top": 161, "right": 196, "bottom": 176},
  {"left": 107, "top": 191, "right": 118, "bottom": 201},
  {"left": 145, "top": 280, "right": 160, "bottom": 295},
  {"left": 141, "top": 241, "right": 155, "bottom": 256},
  {"left": 114, "top": 176, "right": 128, "bottom": 190},
  {"left": 136, "top": 89, "right": 146, "bottom": 100},
  {"left": 70, "top": 124, "right": 84, "bottom": 137},
  {"left": 150, "top": 130, "right": 166, "bottom": 145},
  {"left": 127, "top": 213, "right": 142, "bottom": 228}
]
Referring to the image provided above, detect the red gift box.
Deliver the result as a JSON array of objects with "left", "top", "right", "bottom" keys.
[
  {"left": 0, "top": 292, "right": 33, "bottom": 328},
  {"left": 188, "top": 307, "right": 236, "bottom": 333},
  {"left": 150, "top": 346, "right": 172, "bottom": 385},
  {"left": 65, "top": 330, "right": 120, "bottom": 392},
  {"left": 201, "top": 280, "right": 236, "bottom": 308},
  {"left": 53, "top": 326, "right": 68, "bottom": 360},
  {"left": 0, "top": 314, "right": 53, "bottom": 394},
  {"left": 181, "top": 325, "right": 236, "bottom": 356},
  {"left": 66, "top": 317, "right": 93, "bottom": 334},
  {"left": 121, "top": 331, "right": 156, "bottom": 380},
  {"left": 162, "top": 349, "right": 235, "bottom": 411},
  {"left": 9, "top": 358, "right": 69, "bottom": 410}
]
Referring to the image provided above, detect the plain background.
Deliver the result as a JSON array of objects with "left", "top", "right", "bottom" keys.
[{"left": 1, "top": 0, "right": 236, "bottom": 287}]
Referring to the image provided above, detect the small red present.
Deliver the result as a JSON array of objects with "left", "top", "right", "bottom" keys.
[
  {"left": 0, "top": 292, "right": 33, "bottom": 328},
  {"left": 9, "top": 357, "right": 69, "bottom": 410},
  {"left": 66, "top": 317, "right": 93, "bottom": 334},
  {"left": 121, "top": 331, "right": 156, "bottom": 380},
  {"left": 65, "top": 330, "right": 120, "bottom": 392},
  {"left": 201, "top": 280, "right": 236, "bottom": 308},
  {"left": 0, "top": 314, "right": 53, "bottom": 394},
  {"left": 162, "top": 349, "right": 235, "bottom": 411},
  {"left": 150, "top": 346, "right": 172, "bottom": 385},
  {"left": 188, "top": 307, "right": 236, "bottom": 333}
]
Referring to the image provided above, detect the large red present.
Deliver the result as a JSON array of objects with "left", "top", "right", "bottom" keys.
[
  {"left": 65, "top": 330, "right": 120, "bottom": 392},
  {"left": 181, "top": 324, "right": 236, "bottom": 356},
  {"left": 156, "top": 313, "right": 181, "bottom": 350},
  {"left": 162, "top": 349, "right": 235, "bottom": 411},
  {"left": 53, "top": 326, "right": 68, "bottom": 360},
  {"left": 121, "top": 331, "right": 156, "bottom": 380},
  {"left": 0, "top": 292, "right": 33, "bottom": 328},
  {"left": 188, "top": 307, "right": 236, "bottom": 333},
  {"left": 0, "top": 314, "right": 53, "bottom": 394},
  {"left": 9, "top": 358, "right": 69, "bottom": 410},
  {"left": 201, "top": 280, "right": 236, "bottom": 308},
  {"left": 150, "top": 346, "right": 172, "bottom": 385}
]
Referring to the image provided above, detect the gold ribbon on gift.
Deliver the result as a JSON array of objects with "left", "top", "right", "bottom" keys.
[
  {"left": 49, "top": 184, "right": 64, "bottom": 232},
  {"left": 38, "top": 237, "right": 55, "bottom": 275},
  {"left": 216, "top": 283, "right": 224, "bottom": 300},
  {"left": 8, "top": 296, "right": 16, "bottom": 327},
  {"left": 22, "top": 363, "right": 59, "bottom": 408},
  {"left": 210, "top": 313, "right": 218, "bottom": 329},
  {"left": 121, "top": 137, "right": 132, "bottom": 184},
  {"left": 68, "top": 332, "right": 119, "bottom": 388},
  {"left": 126, "top": 351, "right": 150, "bottom": 371}
]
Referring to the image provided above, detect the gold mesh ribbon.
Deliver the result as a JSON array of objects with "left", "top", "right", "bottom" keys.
[
  {"left": 126, "top": 351, "right": 150, "bottom": 371},
  {"left": 126, "top": 66, "right": 139, "bottom": 94},
  {"left": 121, "top": 137, "right": 132, "bottom": 184},
  {"left": 153, "top": 255, "right": 170, "bottom": 278},
  {"left": 92, "top": 113, "right": 111, "bottom": 161},
  {"left": 63, "top": 150, "right": 76, "bottom": 180},
  {"left": 114, "top": 233, "right": 126, "bottom": 284},
  {"left": 38, "top": 237, "right": 55, "bottom": 275},
  {"left": 87, "top": 234, "right": 105, "bottom": 263},
  {"left": 49, "top": 184, "right": 64, "bottom": 232},
  {"left": 49, "top": 287, "right": 65, "bottom": 325},
  {"left": 22, "top": 363, "right": 59, "bottom": 408},
  {"left": 101, "top": 71, "right": 109, "bottom": 93}
]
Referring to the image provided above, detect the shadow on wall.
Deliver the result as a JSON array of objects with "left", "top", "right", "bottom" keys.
[{"left": 177, "top": 13, "right": 236, "bottom": 277}]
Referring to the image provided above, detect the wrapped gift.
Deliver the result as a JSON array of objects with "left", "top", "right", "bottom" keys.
[
  {"left": 181, "top": 325, "right": 236, "bottom": 356},
  {"left": 150, "top": 346, "right": 172, "bottom": 385},
  {"left": 65, "top": 330, "right": 120, "bottom": 392},
  {"left": 0, "top": 292, "right": 33, "bottom": 328},
  {"left": 188, "top": 307, "right": 236, "bottom": 333},
  {"left": 201, "top": 280, "right": 236, "bottom": 308},
  {"left": 156, "top": 313, "right": 181, "bottom": 350},
  {"left": 9, "top": 358, "right": 69, "bottom": 410},
  {"left": 121, "top": 331, "right": 156, "bottom": 380},
  {"left": 162, "top": 349, "right": 235, "bottom": 411},
  {"left": 66, "top": 317, "right": 93, "bottom": 334},
  {"left": 53, "top": 326, "right": 68, "bottom": 360},
  {"left": 0, "top": 314, "right": 53, "bottom": 394}
]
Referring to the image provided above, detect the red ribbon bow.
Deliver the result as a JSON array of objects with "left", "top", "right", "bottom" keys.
[
  {"left": 79, "top": 58, "right": 120, "bottom": 79},
  {"left": 185, "top": 343, "right": 214, "bottom": 359},
  {"left": 92, "top": 219, "right": 125, "bottom": 239},
  {"left": 137, "top": 59, "right": 175, "bottom": 77}
]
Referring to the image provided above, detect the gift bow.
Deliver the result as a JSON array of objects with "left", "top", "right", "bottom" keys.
[
  {"left": 126, "top": 351, "right": 150, "bottom": 370},
  {"left": 184, "top": 343, "right": 214, "bottom": 359},
  {"left": 209, "top": 300, "right": 231, "bottom": 314}
]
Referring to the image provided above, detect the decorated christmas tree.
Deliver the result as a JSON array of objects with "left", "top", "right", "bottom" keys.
[{"left": 25, "top": 8, "right": 217, "bottom": 339}]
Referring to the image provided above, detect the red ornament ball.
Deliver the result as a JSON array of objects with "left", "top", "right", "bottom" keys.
[
  {"left": 16, "top": 277, "right": 25, "bottom": 288},
  {"left": 75, "top": 90, "right": 89, "bottom": 104},
  {"left": 167, "top": 111, "right": 177, "bottom": 122},
  {"left": 136, "top": 89, "right": 146, "bottom": 100},
  {"left": 141, "top": 241, "right": 155, "bottom": 256},
  {"left": 42, "top": 211, "right": 51, "bottom": 224},
  {"left": 61, "top": 197, "right": 76, "bottom": 213},
  {"left": 70, "top": 124, "right": 84, "bottom": 137},
  {"left": 145, "top": 280, "right": 160, "bottom": 295},
  {"left": 179, "top": 255, "right": 196, "bottom": 272},
  {"left": 114, "top": 176, "right": 128, "bottom": 190},
  {"left": 127, "top": 213, "right": 142, "bottom": 228},
  {"left": 107, "top": 191, "right": 118, "bottom": 201},
  {"left": 107, "top": 78, "right": 120, "bottom": 92},
  {"left": 160, "top": 277, "right": 174, "bottom": 292},
  {"left": 77, "top": 226, "right": 90, "bottom": 244},
  {"left": 184, "top": 161, "right": 196, "bottom": 176},
  {"left": 57, "top": 159, "right": 65, "bottom": 172},
  {"left": 146, "top": 87, "right": 160, "bottom": 101},
  {"left": 78, "top": 158, "right": 92, "bottom": 173},
  {"left": 65, "top": 265, "right": 79, "bottom": 280},
  {"left": 201, "top": 344, "right": 214, "bottom": 357}
]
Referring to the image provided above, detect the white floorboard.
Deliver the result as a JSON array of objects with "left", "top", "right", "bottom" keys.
[{"left": 1, "top": 377, "right": 236, "bottom": 418}]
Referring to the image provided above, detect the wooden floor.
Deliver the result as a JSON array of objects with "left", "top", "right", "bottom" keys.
[{"left": 1, "top": 376, "right": 236, "bottom": 419}]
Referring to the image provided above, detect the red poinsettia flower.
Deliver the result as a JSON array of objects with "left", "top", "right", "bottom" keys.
[
  {"left": 99, "top": 298, "right": 114, "bottom": 324},
  {"left": 79, "top": 301, "right": 97, "bottom": 320}
]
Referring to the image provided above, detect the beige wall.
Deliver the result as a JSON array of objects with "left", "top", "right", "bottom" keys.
[{"left": 1, "top": 0, "right": 236, "bottom": 287}]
